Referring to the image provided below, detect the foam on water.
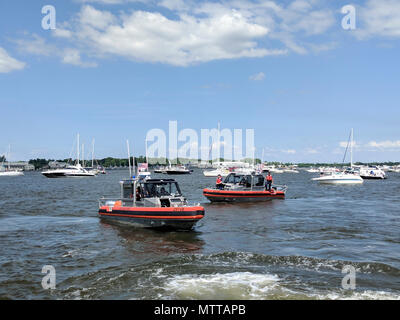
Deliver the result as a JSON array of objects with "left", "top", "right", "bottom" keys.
[
  {"left": 160, "top": 271, "right": 400, "bottom": 300},
  {"left": 161, "top": 272, "right": 282, "bottom": 300}
]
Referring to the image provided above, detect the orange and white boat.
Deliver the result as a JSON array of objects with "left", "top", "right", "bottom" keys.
[
  {"left": 99, "top": 178, "right": 204, "bottom": 230},
  {"left": 203, "top": 173, "right": 287, "bottom": 203}
]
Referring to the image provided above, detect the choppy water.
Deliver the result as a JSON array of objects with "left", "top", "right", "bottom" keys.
[{"left": 0, "top": 169, "right": 399, "bottom": 299}]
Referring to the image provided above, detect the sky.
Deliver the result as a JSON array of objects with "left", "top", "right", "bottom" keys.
[{"left": 0, "top": 0, "right": 399, "bottom": 163}]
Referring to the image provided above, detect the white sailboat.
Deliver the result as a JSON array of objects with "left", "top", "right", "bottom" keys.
[
  {"left": 312, "top": 129, "right": 363, "bottom": 184},
  {"left": 0, "top": 145, "right": 24, "bottom": 177}
]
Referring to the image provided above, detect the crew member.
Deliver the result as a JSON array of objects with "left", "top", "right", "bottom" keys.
[
  {"left": 136, "top": 187, "right": 142, "bottom": 201},
  {"left": 265, "top": 172, "right": 273, "bottom": 191},
  {"left": 216, "top": 174, "right": 224, "bottom": 190}
]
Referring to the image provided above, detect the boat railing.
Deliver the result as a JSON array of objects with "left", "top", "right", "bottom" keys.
[{"left": 98, "top": 197, "right": 135, "bottom": 208}]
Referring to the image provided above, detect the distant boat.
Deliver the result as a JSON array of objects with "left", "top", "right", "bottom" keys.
[
  {"left": 0, "top": 170, "right": 24, "bottom": 177},
  {"left": 312, "top": 170, "right": 363, "bottom": 184},
  {"left": 358, "top": 165, "right": 386, "bottom": 180},
  {"left": 138, "top": 163, "right": 151, "bottom": 177},
  {"left": 165, "top": 165, "right": 191, "bottom": 175},
  {"left": 42, "top": 164, "right": 96, "bottom": 178},
  {"left": 312, "top": 129, "right": 363, "bottom": 184},
  {"left": 203, "top": 167, "right": 231, "bottom": 177},
  {"left": 42, "top": 134, "right": 95, "bottom": 178},
  {"left": 283, "top": 167, "right": 299, "bottom": 173},
  {"left": 0, "top": 145, "right": 24, "bottom": 177}
]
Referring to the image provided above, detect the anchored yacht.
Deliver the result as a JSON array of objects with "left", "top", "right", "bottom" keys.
[
  {"left": 358, "top": 166, "right": 386, "bottom": 180},
  {"left": 42, "top": 134, "right": 95, "bottom": 178},
  {"left": 312, "top": 129, "right": 363, "bottom": 184}
]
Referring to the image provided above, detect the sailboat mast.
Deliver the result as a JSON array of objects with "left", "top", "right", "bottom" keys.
[
  {"left": 82, "top": 144, "right": 85, "bottom": 167},
  {"left": 77, "top": 134, "right": 80, "bottom": 166},
  {"left": 350, "top": 128, "right": 353, "bottom": 167},
  {"left": 217, "top": 122, "right": 221, "bottom": 164},
  {"left": 92, "top": 139, "right": 95, "bottom": 168},
  {"left": 8, "top": 145, "right": 11, "bottom": 170}
]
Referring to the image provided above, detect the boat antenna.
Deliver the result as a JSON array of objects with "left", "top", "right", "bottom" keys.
[{"left": 127, "top": 139, "right": 132, "bottom": 178}]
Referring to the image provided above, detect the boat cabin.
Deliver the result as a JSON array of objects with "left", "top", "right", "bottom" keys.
[
  {"left": 222, "top": 173, "right": 265, "bottom": 190},
  {"left": 119, "top": 178, "right": 186, "bottom": 208}
]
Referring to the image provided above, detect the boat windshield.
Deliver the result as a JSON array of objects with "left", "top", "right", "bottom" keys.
[
  {"left": 224, "top": 173, "right": 264, "bottom": 187},
  {"left": 142, "top": 181, "right": 182, "bottom": 198},
  {"left": 223, "top": 173, "right": 244, "bottom": 184}
]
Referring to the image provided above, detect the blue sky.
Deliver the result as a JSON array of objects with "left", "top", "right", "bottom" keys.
[{"left": 0, "top": 0, "right": 399, "bottom": 163}]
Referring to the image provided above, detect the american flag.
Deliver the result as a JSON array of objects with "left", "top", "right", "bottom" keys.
[{"left": 138, "top": 163, "right": 148, "bottom": 170}]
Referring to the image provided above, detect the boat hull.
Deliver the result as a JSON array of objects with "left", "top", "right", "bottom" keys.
[
  {"left": 203, "top": 188, "right": 285, "bottom": 202},
  {"left": 98, "top": 206, "right": 204, "bottom": 230},
  {"left": 0, "top": 171, "right": 24, "bottom": 177},
  {"left": 312, "top": 178, "right": 363, "bottom": 184},
  {"left": 165, "top": 171, "right": 191, "bottom": 175}
]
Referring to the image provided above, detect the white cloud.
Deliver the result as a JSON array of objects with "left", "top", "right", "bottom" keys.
[
  {"left": 249, "top": 72, "right": 265, "bottom": 81},
  {"left": 0, "top": 47, "right": 25, "bottom": 73},
  {"left": 367, "top": 140, "right": 400, "bottom": 149},
  {"left": 305, "top": 148, "right": 319, "bottom": 154},
  {"left": 55, "top": 5, "right": 291, "bottom": 66},
  {"left": 31, "top": 0, "right": 339, "bottom": 67},
  {"left": 339, "top": 141, "right": 359, "bottom": 148},
  {"left": 15, "top": 34, "right": 55, "bottom": 56},
  {"left": 282, "top": 149, "right": 296, "bottom": 154},
  {"left": 355, "top": 0, "right": 400, "bottom": 39},
  {"left": 16, "top": 34, "right": 97, "bottom": 68},
  {"left": 62, "top": 49, "right": 98, "bottom": 67}
]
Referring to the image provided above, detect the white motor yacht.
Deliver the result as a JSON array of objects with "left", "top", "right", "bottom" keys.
[
  {"left": 358, "top": 166, "right": 386, "bottom": 179},
  {"left": 42, "top": 134, "right": 95, "bottom": 178},
  {"left": 165, "top": 165, "right": 192, "bottom": 175},
  {"left": 312, "top": 171, "right": 363, "bottom": 184},
  {"left": 0, "top": 169, "right": 24, "bottom": 177},
  {"left": 203, "top": 167, "right": 231, "bottom": 177},
  {"left": 42, "top": 163, "right": 95, "bottom": 178}
]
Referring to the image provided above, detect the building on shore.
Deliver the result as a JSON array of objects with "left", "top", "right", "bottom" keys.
[{"left": 0, "top": 162, "right": 35, "bottom": 171}]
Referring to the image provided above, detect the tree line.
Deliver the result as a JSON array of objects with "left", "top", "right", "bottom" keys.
[{"left": 26, "top": 157, "right": 400, "bottom": 170}]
